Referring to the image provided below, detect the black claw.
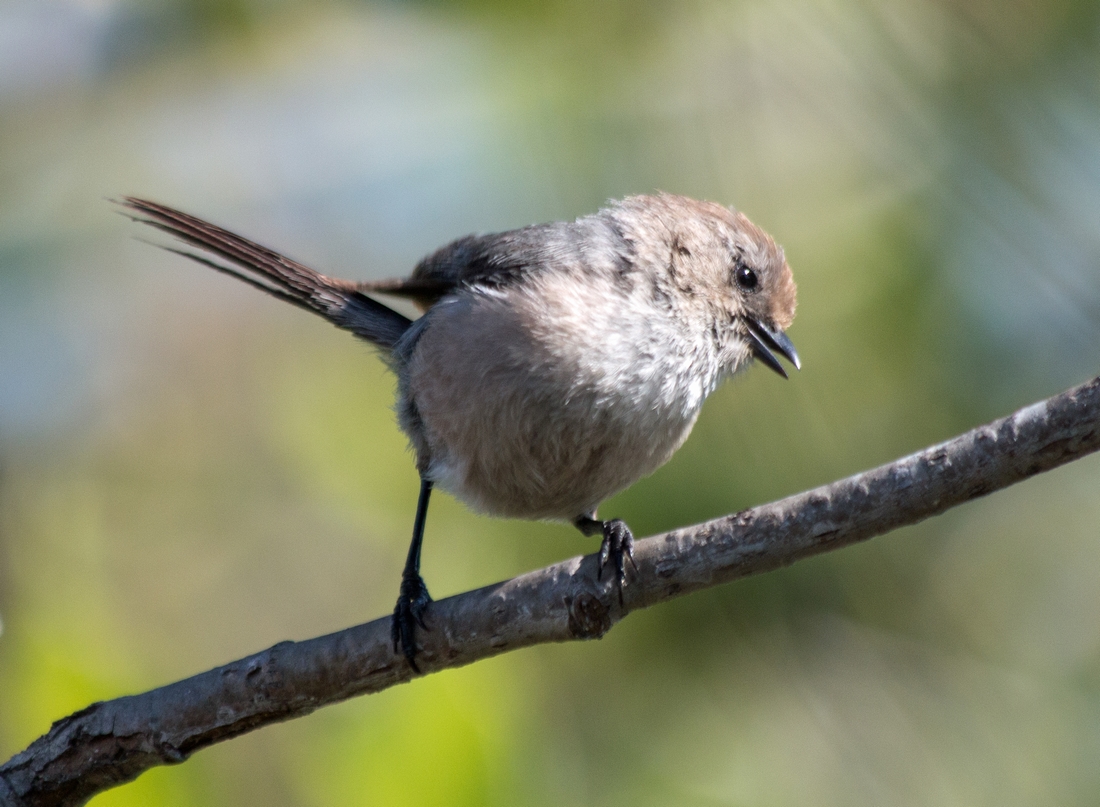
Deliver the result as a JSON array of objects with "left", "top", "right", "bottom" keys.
[
  {"left": 597, "top": 519, "right": 635, "bottom": 603},
  {"left": 392, "top": 572, "right": 432, "bottom": 673}
]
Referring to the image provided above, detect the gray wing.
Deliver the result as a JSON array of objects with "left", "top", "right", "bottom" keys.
[
  {"left": 118, "top": 197, "right": 412, "bottom": 350},
  {"left": 361, "top": 216, "right": 633, "bottom": 308}
]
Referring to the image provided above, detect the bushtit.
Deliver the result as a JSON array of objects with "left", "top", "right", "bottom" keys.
[{"left": 119, "top": 193, "right": 799, "bottom": 670}]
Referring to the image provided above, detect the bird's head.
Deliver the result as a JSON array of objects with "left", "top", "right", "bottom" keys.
[{"left": 619, "top": 193, "right": 800, "bottom": 379}]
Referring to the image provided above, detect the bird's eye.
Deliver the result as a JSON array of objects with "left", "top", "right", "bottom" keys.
[{"left": 735, "top": 265, "right": 758, "bottom": 291}]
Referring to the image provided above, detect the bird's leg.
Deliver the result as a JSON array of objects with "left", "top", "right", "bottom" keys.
[
  {"left": 392, "top": 478, "right": 433, "bottom": 672},
  {"left": 574, "top": 513, "right": 637, "bottom": 603}
]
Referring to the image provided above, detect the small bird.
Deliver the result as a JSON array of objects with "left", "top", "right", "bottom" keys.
[{"left": 119, "top": 193, "right": 799, "bottom": 670}]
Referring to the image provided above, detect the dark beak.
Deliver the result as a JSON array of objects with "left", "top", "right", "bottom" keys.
[{"left": 746, "top": 318, "right": 801, "bottom": 379}]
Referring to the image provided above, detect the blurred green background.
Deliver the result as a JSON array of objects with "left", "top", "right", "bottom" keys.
[{"left": 2, "top": 0, "right": 1100, "bottom": 804}]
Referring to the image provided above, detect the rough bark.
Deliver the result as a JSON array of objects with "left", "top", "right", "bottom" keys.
[{"left": 3, "top": 375, "right": 1099, "bottom": 807}]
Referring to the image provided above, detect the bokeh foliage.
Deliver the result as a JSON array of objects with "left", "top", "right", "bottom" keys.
[{"left": 2, "top": 0, "right": 1100, "bottom": 804}]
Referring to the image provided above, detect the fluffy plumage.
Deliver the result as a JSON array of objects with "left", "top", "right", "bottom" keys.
[{"left": 119, "top": 192, "right": 799, "bottom": 669}]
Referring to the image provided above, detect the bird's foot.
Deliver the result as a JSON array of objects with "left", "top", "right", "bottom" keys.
[
  {"left": 391, "top": 572, "right": 432, "bottom": 672},
  {"left": 597, "top": 518, "right": 637, "bottom": 602}
]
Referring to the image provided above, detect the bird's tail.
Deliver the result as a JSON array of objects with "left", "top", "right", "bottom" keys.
[{"left": 117, "top": 197, "right": 412, "bottom": 350}]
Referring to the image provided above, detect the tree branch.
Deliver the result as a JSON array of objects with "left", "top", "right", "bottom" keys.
[{"left": 4, "top": 375, "right": 1100, "bottom": 807}]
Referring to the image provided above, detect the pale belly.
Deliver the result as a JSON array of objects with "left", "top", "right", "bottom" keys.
[{"left": 398, "top": 280, "right": 716, "bottom": 521}]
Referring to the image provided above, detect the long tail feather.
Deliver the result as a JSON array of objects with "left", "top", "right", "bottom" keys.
[{"left": 117, "top": 197, "right": 412, "bottom": 350}]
